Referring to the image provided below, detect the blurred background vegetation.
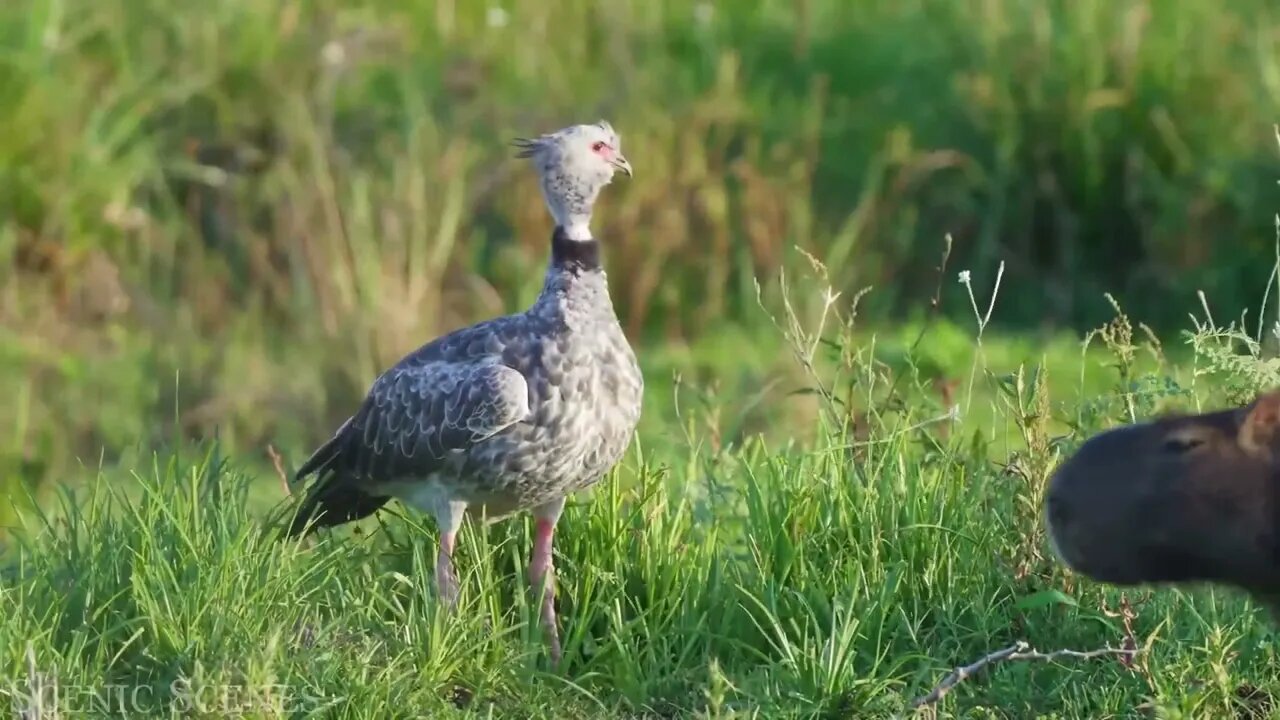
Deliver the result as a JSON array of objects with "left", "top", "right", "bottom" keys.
[{"left": 2, "top": 0, "right": 1279, "bottom": 505}]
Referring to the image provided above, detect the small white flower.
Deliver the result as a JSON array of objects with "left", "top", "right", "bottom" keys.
[
  {"left": 321, "top": 41, "right": 346, "bottom": 67},
  {"left": 958, "top": 270, "right": 971, "bottom": 285},
  {"left": 486, "top": 6, "right": 509, "bottom": 28}
]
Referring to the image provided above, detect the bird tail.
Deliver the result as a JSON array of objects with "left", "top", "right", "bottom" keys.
[
  {"left": 292, "top": 422, "right": 348, "bottom": 483},
  {"left": 273, "top": 421, "right": 389, "bottom": 540},
  {"left": 279, "top": 472, "right": 389, "bottom": 538}
]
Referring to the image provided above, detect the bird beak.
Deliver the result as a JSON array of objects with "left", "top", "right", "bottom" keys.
[{"left": 610, "top": 154, "right": 632, "bottom": 177}]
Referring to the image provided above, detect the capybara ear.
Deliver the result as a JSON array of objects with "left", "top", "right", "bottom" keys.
[{"left": 1238, "top": 389, "right": 1280, "bottom": 457}]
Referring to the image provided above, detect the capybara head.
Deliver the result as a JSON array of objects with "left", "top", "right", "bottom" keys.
[{"left": 1045, "top": 389, "right": 1280, "bottom": 605}]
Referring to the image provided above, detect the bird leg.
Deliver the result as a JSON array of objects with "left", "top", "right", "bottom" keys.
[
  {"left": 529, "top": 518, "right": 561, "bottom": 664},
  {"left": 529, "top": 498, "right": 565, "bottom": 665},
  {"left": 430, "top": 499, "right": 468, "bottom": 610},
  {"left": 436, "top": 530, "right": 459, "bottom": 609}
]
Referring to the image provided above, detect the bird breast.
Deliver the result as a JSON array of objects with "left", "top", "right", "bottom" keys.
[
  {"left": 525, "top": 325, "right": 642, "bottom": 479},
  {"left": 447, "top": 294, "right": 643, "bottom": 510}
]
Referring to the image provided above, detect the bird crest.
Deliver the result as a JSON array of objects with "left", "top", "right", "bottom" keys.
[
  {"left": 511, "top": 120, "right": 616, "bottom": 159},
  {"left": 511, "top": 135, "right": 546, "bottom": 159}
]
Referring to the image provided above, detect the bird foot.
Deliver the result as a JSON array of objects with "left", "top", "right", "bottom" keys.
[
  {"left": 436, "top": 567, "right": 459, "bottom": 610},
  {"left": 538, "top": 589, "right": 562, "bottom": 667},
  {"left": 529, "top": 517, "right": 562, "bottom": 667},
  {"left": 436, "top": 533, "right": 459, "bottom": 610}
]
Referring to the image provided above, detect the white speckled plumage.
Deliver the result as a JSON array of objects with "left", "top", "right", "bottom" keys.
[{"left": 285, "top": 120, "right": 640, "bottom": 664}]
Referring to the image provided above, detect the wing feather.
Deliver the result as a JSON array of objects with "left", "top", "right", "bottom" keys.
[
  {"left": 342, "top": 360, "right": 530, "bottom": 480},
  {"left": 282, "top": 360, "right": 530, "bottom": 537}
]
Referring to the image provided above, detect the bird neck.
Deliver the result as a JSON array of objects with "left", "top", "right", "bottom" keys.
[
  {"left": 532, "top": 225, "right": 615, "bottom": 326},
  {"left": 540, "top": 170, "right": 598, "bottom": 242},
  {"left": 549, "top": 225, "right": 601, "bottom": 274}
]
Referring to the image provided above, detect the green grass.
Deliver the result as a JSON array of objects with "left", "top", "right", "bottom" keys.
[{"left": 7, "top": 274, "right": 1280, "bottom": 718}]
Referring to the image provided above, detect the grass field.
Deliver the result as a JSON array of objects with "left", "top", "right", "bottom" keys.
[
  {"left": 6, "top": 0, "right": 1280, "bottom": 717},
  {"left": 7, "top": 271, "right": 1280, "bottom": 718}
]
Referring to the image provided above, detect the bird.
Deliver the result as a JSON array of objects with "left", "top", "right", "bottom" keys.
[{"left": 282, "top": 120, "right": 642, "bottom": 665}]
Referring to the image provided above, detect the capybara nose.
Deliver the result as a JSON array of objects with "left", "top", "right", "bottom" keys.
[{"left": 1045, "top": 490, "right": 1071, "bottom": 530}]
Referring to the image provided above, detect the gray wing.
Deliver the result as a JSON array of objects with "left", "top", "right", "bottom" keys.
[{"left": 296, "top": 360, "right": 531, "bottom": 484}]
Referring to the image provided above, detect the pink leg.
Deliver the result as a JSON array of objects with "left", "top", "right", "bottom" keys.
[
  {"left": 430, "top": 499, "right": 467, "bottom": 609},
  {"left": 436, "top": 531, "right": 459, "bottom": 609},
  {"left": 529, "top": 513, "right": 563, "bottom": 665}
]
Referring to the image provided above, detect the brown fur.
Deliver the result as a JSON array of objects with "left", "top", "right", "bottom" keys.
[{"left": 1044, "top": 389, "right": 1280, "bottom": 610}]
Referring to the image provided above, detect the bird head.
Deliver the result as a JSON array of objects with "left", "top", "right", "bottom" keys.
[{"left": 513, "top": 120, "right": 631, "bottom": 240}]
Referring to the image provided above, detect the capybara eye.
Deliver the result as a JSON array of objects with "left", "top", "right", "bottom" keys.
[{"left": 1161, "top": 435, "right": 1204, "bottom": 454}]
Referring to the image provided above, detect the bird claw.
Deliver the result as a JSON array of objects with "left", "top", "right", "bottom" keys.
[{"left": 537, "top": 587, "right": 562, "bottom": 667}]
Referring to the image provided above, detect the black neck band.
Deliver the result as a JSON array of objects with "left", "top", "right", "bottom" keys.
[{"left": 550, "top": 226, "right": 601, "bottom": 273}]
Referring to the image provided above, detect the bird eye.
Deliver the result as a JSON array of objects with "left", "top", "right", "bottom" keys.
[{"left": 591, "top": 141, "right": 605, "bottom": 152}]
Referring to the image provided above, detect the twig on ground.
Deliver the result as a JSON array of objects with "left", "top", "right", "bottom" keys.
[
  {"left": 907, "top": 640, "right": 1141, "bottom": 713},
  {"left": 1103, "top": 593, "right": 1139, "bottom": 668},
  {"left": 267, "top": 444, "right": 290, "bottom": 496},
  {"left": 267, "top": 444, "right": 315, "bottom": 548},
  {"left": 1102, "top": 592, "right": 1153, "bottom": 682}
]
